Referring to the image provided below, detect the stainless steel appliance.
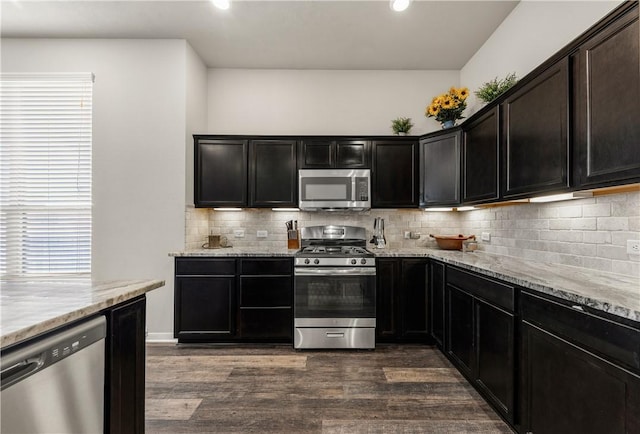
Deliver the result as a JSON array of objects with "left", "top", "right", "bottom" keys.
[
  {"left": 294, "top": 225, "right": 376, "bottom": 349},
  {"left": 0, "top": 315, "right": 106, "bottom": 433},
  {"left": 298, "top": 169, "right": 371, "bottom": 211}
]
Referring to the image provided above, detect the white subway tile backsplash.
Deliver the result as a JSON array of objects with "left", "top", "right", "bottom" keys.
[
  {"left": 582, "top": 231, "right": 611, "bottom": 244},
  {"left": 557, "top": 205, "right": 583, "bottom": 218},
  {"left": 582, "top": 203, "right": 611, "bottom": 217},
  {"left": 597, "top": 217, "right": 629, "bottom": 231},
  {"left": 570, "top": 218, "right": 597, "bottom": 231},
  {"left": 597, "top": 244, "right": 632, "bottom": 260}
]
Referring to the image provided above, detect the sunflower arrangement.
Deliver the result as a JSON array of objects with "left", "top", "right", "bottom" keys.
[{"left": 425, "top": 86, "right": 470, "bottom": 126}]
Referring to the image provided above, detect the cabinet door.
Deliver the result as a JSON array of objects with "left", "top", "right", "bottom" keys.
[
  {"left": 376, "top": 259, "right": 400, "bottom": 341},
  {"left": 462, "top": 107, "right": 500, "bottom": 204},
  {"left": 372, "top": 140, "right": 418, "bottom": 208},
  {"left": 194, "top": 138, "right": 248, "bottom": 207},
  {"left": 574, "top": 6, "right": 640, "bottom": 188},
  {"left": 174, "top": 276, "right": 236, "bottom": 341},
  {"left": 249, "top": 139, "right": 297, "bottom": 207},
  {"left": 429, "top": 261, "right": 445, "bottom": 348},
  {"left": 106, "top": 296, "right": 146, "bottom": 434},
  {"left": 446, "top": 284, "right": 474, "bottom": 377},
  {"left": 420, "top": 130, "right": 461, "bottom": 206},
  {"left": 522, "top": 322, "right": 640, "bottom": 434},
  {"left": 298, "top": 140, "right": 334, "bottom": 168},
  {"left": 335, "top": 139, "right": 370, "bottom": 168},
  {"left": 475, "top": 299, "right": 515, "bottom": 424},
  {"left": 399, "top": 259, "right": 429, "bottom": 340},
  {"left": 502, "top": 58, "right": 570, "bottom": 198}
]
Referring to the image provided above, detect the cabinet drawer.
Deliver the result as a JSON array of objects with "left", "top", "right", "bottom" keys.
[
  {"left": 175, "top": 258, "right": 236, "bottom": 276},
  {"left": 240, "top": 276, "right": 292, "bottom": 307},
  {"left": 447, "top": 266, "right": 514, "bottom": 312},
  {"left": 240, "top": 308, "right": 292, "bottom": 339},
  {"left": 522, "top": 291, "right": 640, "bottom": 373},
  {"left": 239, "top": 258, "right": 292, "bottom": 275}
]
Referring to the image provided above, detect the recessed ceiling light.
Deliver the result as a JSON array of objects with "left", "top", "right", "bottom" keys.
[
  {"left": 212, "top": 0, "right": 230, "bottom": 10},
  {"left": 390, "top": 0, "right": 411, "bottom": 12}
]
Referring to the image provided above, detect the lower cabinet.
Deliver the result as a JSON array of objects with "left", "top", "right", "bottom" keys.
[
  {"left": 444, "top": 266, "right": 516, "bottom": 425},
  {"left": 521, "top": 291, "right": 640, "bottom": 434},
  {"left": 174, "top": 257, "right": 293, "bottom": 343},
  {"left": 428, "top": 260, "right": 445, "bottom": 348},
  {"left": 376, "top": 258, "right": 429, "bottom": 343},
  {"left": 105, "top": 296, "right": 146, "bottom": 434}
]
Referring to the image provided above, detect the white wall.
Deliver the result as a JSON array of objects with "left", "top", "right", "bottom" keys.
[
  {"left": 1, "top": 38, "right": 194, "bottom": 338},
  {"left": 207, "top": 69, "right": 460, "bottom": 136},
  {"left": 460, "top": 0, "right": 622, "bottom": 115}
]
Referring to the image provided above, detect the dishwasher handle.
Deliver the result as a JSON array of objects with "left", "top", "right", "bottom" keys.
[{"left": 1, "top": 356, "right": 44, "bottom": 386}]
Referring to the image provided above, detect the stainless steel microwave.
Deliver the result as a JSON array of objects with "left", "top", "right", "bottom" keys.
[{"left": 298, "top": 169, "right": 371, "bottom": 211}]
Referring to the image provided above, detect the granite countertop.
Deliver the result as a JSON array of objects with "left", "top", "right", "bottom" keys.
[
  {"left": 0, "top": 278, "right": 165, "bottom": 349},
  {"left": 171, "top": 247, "right": 640, "bottom": 323}
]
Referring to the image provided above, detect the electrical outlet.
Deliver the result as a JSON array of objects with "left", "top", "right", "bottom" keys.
[
  {"left": 404, "top": 231, "right": 411, "bottom": 239},
  {"left": 627, "top": 240, "right": 640, "bottom": 254},
  {"left": 233, "top": 229, "right": 245, "bottom": 238},
  {"left": 257, "top": 230, "right": 268, "bottom": 238},
  {"left": 481, "top": 232, "right": 491, "bottom": 242},
  {"left": 410, "top": 232, "right": 421, "bottom": 239}
]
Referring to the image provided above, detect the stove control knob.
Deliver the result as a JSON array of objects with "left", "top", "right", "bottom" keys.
[
  {"left": 314, "top": 259, "right": 320, "bottom": 265},
  {"left": 361, "top": 259, "right": 367, "bottom": 265},
  {"left": 351, "top": 259, "right": 357, "bottom": 265},
  {"left": 304, "top": 259, "right": 310, "bottom": 265}
]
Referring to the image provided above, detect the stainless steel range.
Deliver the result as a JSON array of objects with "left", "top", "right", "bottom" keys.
[{"left": 294, "top": 225, "right": 376, "bottom": 349}]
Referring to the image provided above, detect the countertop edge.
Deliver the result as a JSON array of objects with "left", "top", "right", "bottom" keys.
[{"left": 1, "top": 279, "right": 165, "bottom": 349}]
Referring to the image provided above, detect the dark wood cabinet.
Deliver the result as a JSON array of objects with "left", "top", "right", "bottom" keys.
[
  {"left": 238, "top": 258, "right": 292, "bottom": 341},
  {"left": 428, "top": 260, "right": 445, "bottom": 348},
  {"left": 194, "top": 137, "right": 248, "bottom": 207},
  {"left": 502, "top": 58, "right": 570, "bottom": 199},
  {"left": 521, "top": 291, "right": 640, "bottom": 434},
  {"left": 174, "top": 257, "right": 293, "bottom": 343},
  {"left": 298, "top": 138, "right": 370, "bottom": 168},
  {"left": 105, "top": 296, "right": 146, "bottom": 434},
  {"left": 444, "top": 266, "right": 516, "bottom": 424},
  {"left": 372, "top": 139, "right": 419, "bottom": 208},
  {"left": 573, "top": 4, "right": 640, "bottom": 188},
  {"left": 462, "top": 107, "right": 500, "bottom": 204},
  {"left": 249, "top": 139, "right": 297, "bottom": 208},
  {"left": 376, "top": 258, "right": 429, "bottom": 342},
  {"left": 419, "top": 130, "right": 461, "bottom": 206}
]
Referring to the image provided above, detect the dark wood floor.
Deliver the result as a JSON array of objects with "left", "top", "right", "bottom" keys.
[{"left": 145, "top": 343, "right": 512, "bottom": 433}]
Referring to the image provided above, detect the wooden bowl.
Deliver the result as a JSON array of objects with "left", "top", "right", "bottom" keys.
[{"left": 430, "top": 234, "right": 476, "bottom": 250}]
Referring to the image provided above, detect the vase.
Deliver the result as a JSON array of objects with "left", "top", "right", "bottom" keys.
[
  {"left": 396, "top": 132, "right": 407, "bottom": 136},
  {"left": 441, "top": 120, "right": 455, "bottom": 129}
]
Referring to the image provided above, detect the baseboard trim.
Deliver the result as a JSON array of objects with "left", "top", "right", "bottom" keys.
[{"left": 146, "top": 332, "right": 177, "bottom": 343}]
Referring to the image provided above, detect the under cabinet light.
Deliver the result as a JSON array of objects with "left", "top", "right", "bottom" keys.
[
  {"left": 424, "top": 207, "right": 454, "bottom": 212},
  {"left": 272, "top": 208, "right": 300, "bottom": 212},
  {"left": 529, "top": 192, "right": 593, "bottom": 203},
  {"left": 456, "top": 206, "right": 477, "bottom": 212},
  {"left": 390, "top": 0, "right": 411, "bottom": 12},
  {"left": 213, "top": 207, "right": 242, "bottom": 211}
]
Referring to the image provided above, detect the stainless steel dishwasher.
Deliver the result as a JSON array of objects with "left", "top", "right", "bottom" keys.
[{"left": 0, "top": 315, "right": 106, "bottom": 433}]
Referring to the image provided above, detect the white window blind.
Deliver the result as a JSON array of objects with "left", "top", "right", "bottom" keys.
[{"left": 0, "top": 73, "right": 93, "bottom": 276}]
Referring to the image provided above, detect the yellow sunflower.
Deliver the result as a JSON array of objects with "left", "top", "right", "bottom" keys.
[
  {"left": 441, "top": 97, "right": 454, "bottom": 110},
  {"left": 457, "top": 87, "right": 470, "bottom": 100},
  {"left": 427, "top": 104, "right": 440, "bottom": 117}
]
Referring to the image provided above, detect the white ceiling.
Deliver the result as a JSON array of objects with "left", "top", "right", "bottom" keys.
[{"left": 1, "top": 0, "right": 519, "bottom": 70}]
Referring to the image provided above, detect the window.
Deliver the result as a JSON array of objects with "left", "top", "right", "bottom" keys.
[{"left": 0, "top": 73, "right": 93, "bottom": 276}]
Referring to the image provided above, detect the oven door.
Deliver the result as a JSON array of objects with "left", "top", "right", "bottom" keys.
[{"left": 294, "top": 267, "right": 376, "bottom": 321}]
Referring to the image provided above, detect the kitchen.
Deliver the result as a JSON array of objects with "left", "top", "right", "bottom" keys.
[{"left": 1, "top": 0, "right": 639, "bottom": 433}]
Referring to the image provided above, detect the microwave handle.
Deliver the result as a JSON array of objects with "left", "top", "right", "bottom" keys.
[{"left": 351, "top": 177, "right": 356, "bottom": 201}]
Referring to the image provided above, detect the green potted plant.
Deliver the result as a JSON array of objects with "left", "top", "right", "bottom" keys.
[
  {"left": 475, "top": 72, "right": 518, "bottom": 104},
  {"left": 391, "top": 117, "right": 414, "bottom": 135}
]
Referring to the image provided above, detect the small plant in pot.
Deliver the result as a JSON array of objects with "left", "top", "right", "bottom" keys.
[
  {"left": 475, "top": 72, "right": 518, "bottom": 104},
  {"left": 391, "top": 117, "right": 414, "bottom": 135}
]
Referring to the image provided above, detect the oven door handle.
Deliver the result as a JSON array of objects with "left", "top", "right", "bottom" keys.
[{"left": 294, "top": 267, "right": 376, "bottom": 276}]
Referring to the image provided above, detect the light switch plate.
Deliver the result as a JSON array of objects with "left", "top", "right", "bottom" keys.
[
  {"left": 233, "top": 229, "right": 245, "bottom": 238},
  {"left": 481, "top": 232, "right": 491, "bottom": 242}
]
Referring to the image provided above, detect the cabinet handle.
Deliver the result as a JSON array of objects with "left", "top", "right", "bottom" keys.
[
  {"left": 326, "top": 332, "right": 345, "bottom": 338},
  {"left": 571, "top": 305, "right": 584, "bottom": 312}
]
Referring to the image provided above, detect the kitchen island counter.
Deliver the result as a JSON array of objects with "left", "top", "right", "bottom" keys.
[
  {"left": 0, "top": 278, "right": 164, "bottom": 349},
  {"left": 171, "top": 247, "right": 639, "bottom": 322}
]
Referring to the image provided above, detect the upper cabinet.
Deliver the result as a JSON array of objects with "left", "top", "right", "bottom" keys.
[
  {"left": 420, "top": 129, "right": 461, "bottom": 207},
  {"left": 462, "top": 106, "right": 500, "bottom": 204},
  {"left": 194, "top": 137, "right": 248, "bottom": 207},
  {"left": 298, "top": 138, "right": 370, "bottom": 168},
  {"left": 573, "top": 4, "right": 640, "bottom": 188},
  {"left": 502, "top": 58, "right": 570, "bottom": 199},
  {"left": 248, "top": 139, "right": 297, "bottom": 208},
  {"left": 372, "top": 139, "right": 419, "bottom": 208}
]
